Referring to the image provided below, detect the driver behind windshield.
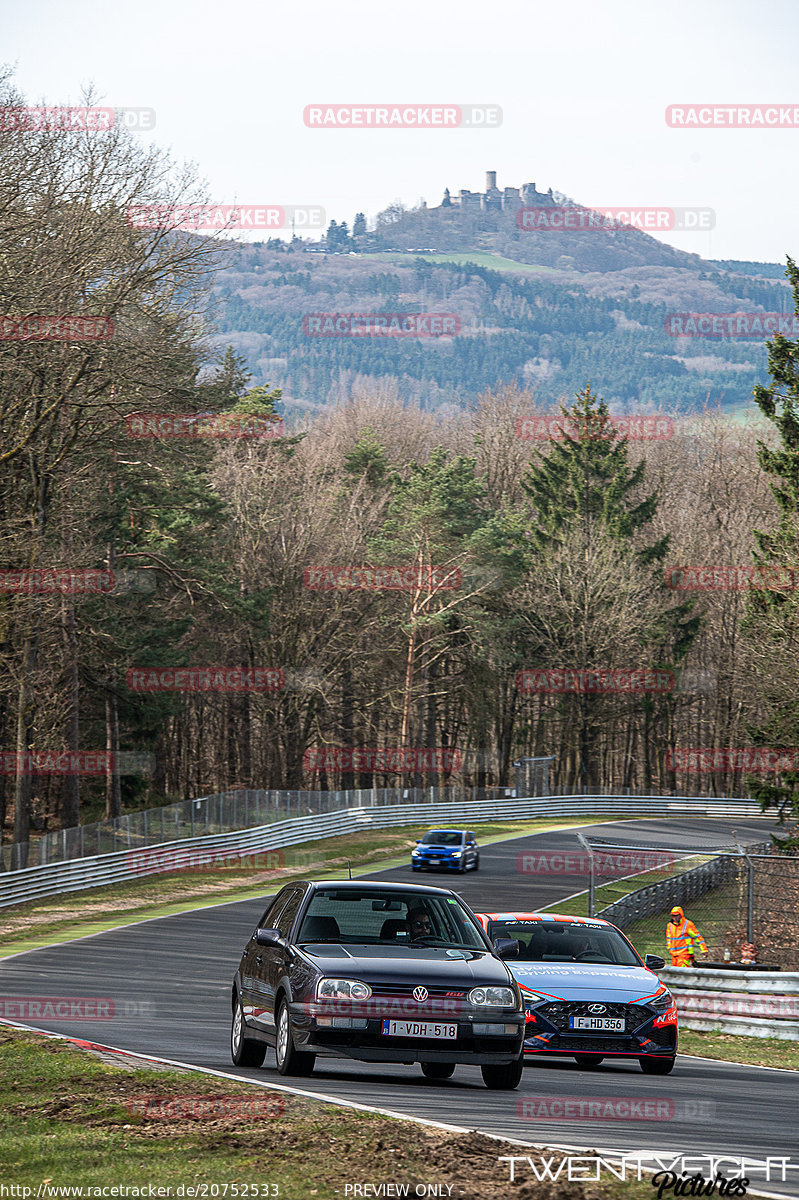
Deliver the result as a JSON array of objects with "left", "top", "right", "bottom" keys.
[{"left": 405, "top": 906, "right": 434, "bottom": 939}]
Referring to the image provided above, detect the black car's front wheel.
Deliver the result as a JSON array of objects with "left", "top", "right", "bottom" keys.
[
  {"left": 275, "top": 999, "right": 316, "bottom": 1077},
  {"left": 639, "top": 1055, "right": 675, "bottom": 1075},
  {"left": 481, "top": 1053, "right": 524, "bottom": 1090},
  {"left": 421, "top": 1061, "right": 456, "bottom": 1080},
  {"left": 230, "top": 994, "right": 266, "bottom": 1068}
]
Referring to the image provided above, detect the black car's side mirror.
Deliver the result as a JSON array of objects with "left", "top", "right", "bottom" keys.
[
  {"left": 256, "top": 927, "right": 285, "bottom": 948},
  {"left": 644, "top": 953, "right": 665, "bottom": 971},
  {"left": 494, "top": 938, "right": 519, "bottom": 960}
]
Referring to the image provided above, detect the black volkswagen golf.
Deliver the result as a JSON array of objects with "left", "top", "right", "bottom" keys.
[{"left": 231, "top": 880, "right": 526, "bottom": 1088}]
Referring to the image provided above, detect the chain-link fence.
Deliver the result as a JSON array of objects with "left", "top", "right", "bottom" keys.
[
  {"left": 0, "top": 784, "right": 519, "bottom": 872},
  {"left": 581, "top": 837, "right": 799, "bottom": 971}
]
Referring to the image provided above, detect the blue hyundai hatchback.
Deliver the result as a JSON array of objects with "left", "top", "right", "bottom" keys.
[
  {"left": 476, "top": 911, "right": 677, "bottom": 1074},
  {"left": 411, "top": 829, "right": 479, "bottom": 873}
]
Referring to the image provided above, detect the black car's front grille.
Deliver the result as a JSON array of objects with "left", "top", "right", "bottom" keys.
[
  {"left": 537, "top": 1001, "right": 652, "bottom": 1031},
  {"left": 369, "top": 985, "right": 468, "bottom": 1000}
]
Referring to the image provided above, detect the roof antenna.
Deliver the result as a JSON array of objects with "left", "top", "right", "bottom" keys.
[{"left": 347, "top": 860, "right": 352, "bottom": 880}]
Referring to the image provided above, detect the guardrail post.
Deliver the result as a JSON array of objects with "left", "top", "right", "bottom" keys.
[{"left": 143, "top": 808, "right": 148, "bottom": 846}]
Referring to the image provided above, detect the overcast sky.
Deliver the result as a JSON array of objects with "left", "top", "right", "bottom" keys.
[{"left": 4, "top": 0, "right": 796, "bottom": 262}]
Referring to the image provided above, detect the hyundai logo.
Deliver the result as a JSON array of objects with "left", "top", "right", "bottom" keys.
[
  {"left": 587, "top": 1003, "right": 606, "bottom": 1014},
  {"left": 413, "top": 986, "right": 429, "bottom": 1002}
]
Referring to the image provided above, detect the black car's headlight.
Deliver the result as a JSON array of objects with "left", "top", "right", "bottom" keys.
[
  {"left": 649, "top": 990, "right": 674, "bottom": 1012},
  {"left": 468, "top": 986, "right": 517, "bottom": 1007},
  {"left": 317, "top": 978, "right": 372, "bottom": 1001}
]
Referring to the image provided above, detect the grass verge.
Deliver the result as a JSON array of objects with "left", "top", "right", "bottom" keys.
[
  {"left": 678, "top": 1028, "right": 799, "bottom": 1070},
  {"left": 0, "top": 816, "right": 621, "bottom": 957},
  {"left": 0, "top": 1026, "right": 654, "bottom": 1200}
]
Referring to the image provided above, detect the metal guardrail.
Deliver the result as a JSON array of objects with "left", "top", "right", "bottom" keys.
[
  {"left": 0, "top": 792, "right": 768, "bottom": 909},
  {"left": 662, "top": 965, "right": 799, "bottom": 1041}
]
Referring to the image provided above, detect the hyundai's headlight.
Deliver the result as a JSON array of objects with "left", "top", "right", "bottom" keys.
[
  {"left": 468, "top": 986, "right": 516, "bottom": 1007},
  {"left": 649, "top": 990, "right": 674, "bottom": 1012},
  {"left": 316, "top": 978, "right": 372, "bottom": 1001},
  {"left": 521, "top": 990, "right": 547, "bottom": 1005}
]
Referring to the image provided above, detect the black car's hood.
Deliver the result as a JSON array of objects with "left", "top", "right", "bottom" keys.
[{"left": 300, "top": 944, "right": 512, "bottom": 987}]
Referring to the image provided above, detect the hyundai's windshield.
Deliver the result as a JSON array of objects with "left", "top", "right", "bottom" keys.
[
  {"left": 488, "top": 920, "right": 640, "bottom": 966},
  {"left": 420, "top": 831, "right": 463, "bottom": 846},
  {"left": 297, "top": 889, "right": 486, "bottom": 949}
]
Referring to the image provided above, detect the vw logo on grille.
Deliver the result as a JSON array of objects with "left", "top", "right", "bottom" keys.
[
  {"left": 587, "top": 1003, "right": 607, "bottom": 1014},
  {"left": 413, "top": 986, "right": 429, "bottom": 1002}
]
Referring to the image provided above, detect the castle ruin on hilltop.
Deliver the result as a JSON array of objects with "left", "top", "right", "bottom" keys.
[{"left": 443, "top": 171, "right": 556, "bottom": 211}]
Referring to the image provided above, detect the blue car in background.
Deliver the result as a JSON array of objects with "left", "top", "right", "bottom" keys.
[
  {"left": 411, "top": 829, "right": 480, "bottom": 873},
  {"left": 476, "top": 911, "right": 677, "bottom": 1074}
]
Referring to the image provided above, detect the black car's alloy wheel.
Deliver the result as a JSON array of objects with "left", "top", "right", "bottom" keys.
[
  {"left": 230, "top": 995, "right": 266, "bottom": 1068},
  {"left": 275, "top": 999, "right": 316, "bottom": 1077},
  {"left": 481, "top": 1053, "right": 524, "bottom": 1089},
  {"left": 421, "top": 1061, "right": 456, "bottom": 1080},
  {"left": 639, "top": 1055, "right": 675, "bottom": 1075}
]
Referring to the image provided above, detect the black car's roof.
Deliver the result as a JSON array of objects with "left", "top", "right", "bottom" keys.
[{"left": 296, "top": 879, "right": 462, "bottom": 896}]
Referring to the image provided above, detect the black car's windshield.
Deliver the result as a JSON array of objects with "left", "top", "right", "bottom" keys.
[
  {"left": 420, "top": 831, "right": 463, "bottom": 846},
  {"left": 297, "top": 889, "right": 486, "bottom": 949},
  {"left": 489, "top": 920, "right": 640, "bottom": 966}
]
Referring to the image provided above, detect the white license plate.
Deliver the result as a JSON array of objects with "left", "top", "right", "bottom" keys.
[
  {"left": 382, "top": 1020, "right": 457, "bottom": 1039},
  {"left": 429, "top": 859, "right": 441, "bottom": 865},
  {"left": 570, "top": 1017, "right": 625, "bottom": 1031}
]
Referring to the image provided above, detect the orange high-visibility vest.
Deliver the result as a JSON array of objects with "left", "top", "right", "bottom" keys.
[{"left": 666, "top": 917, "right": 707, "bottom": 965}]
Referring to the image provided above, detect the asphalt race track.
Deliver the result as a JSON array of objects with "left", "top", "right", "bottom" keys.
[{"left": 3, "top": 817, "right": 798, "bottom": 1197}]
